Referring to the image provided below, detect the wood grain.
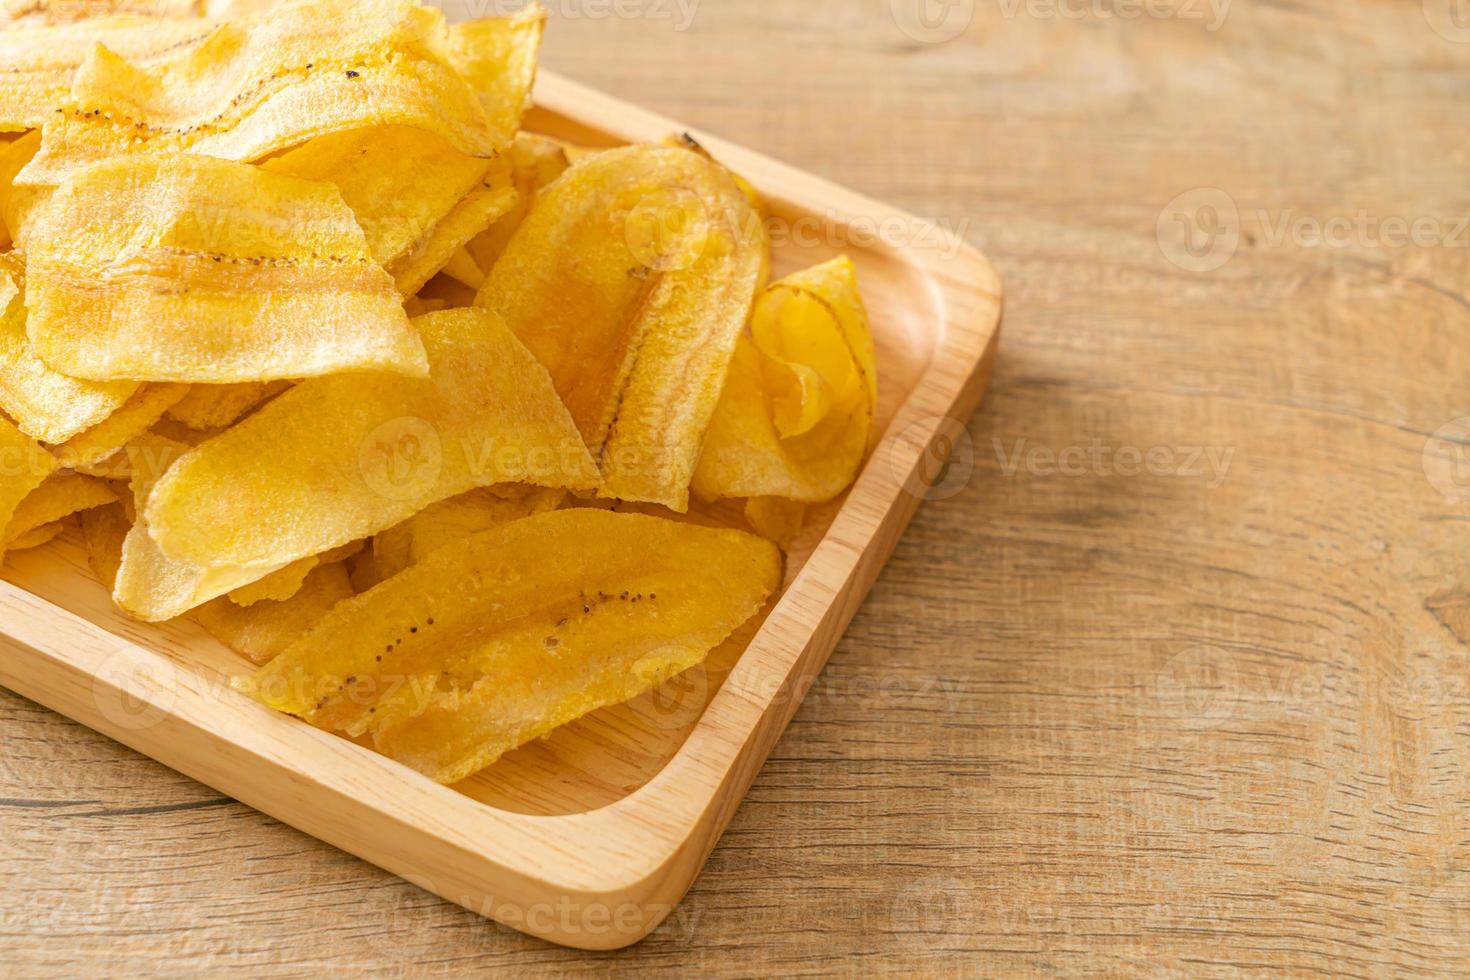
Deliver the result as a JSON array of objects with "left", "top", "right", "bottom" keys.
[{"left": 4, "top": 0, "right": 1469, "bottom": 973}]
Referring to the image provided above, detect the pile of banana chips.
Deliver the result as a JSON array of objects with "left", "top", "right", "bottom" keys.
[{"left": 0, "top": 0, "right": 878, "bottom": 783}]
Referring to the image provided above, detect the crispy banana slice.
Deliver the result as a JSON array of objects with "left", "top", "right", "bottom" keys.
[
  {"left": 227, "top": 541, "right": 362, "bottom": 607},
  {"left": 80, "top": 500, "right": 130, "bottom": 589},
  {"left": 0, "top": 260, "right": 141, "bottom": 444},
  {"left": 5, "top": 472, "right": 117, "bottom": 546},
  {"left": 1, "top": 1, "right": 207, "bottom": 26},
  {"left": 248, "top": 509, "right": 781, "bottom": 784},
  {"left": 693, "top": 257, "right": 877, "bottom": 505},
  {"left": 0, "top": 15, "right": 215, "bottom": 131},
  {"left": 388, "top": 165, "right": 517, "bottom": 297},
  {"left": 7, "top": 520, "right": 63, "bottom": 550},
  {"left": 0, "top": 132, "right": 47, "bottom": 248},
  {"left": 475, "top": 144, "right": 767, "bottom": 511},
  {"left": 18, "top": 0, "right": 499, "bottom": 186},
  {"left": 25, "top": 155, "right": 427, "bottom": 383},
  {"left": 359, "top": 485, "right": 564, "bottom": 587},
  {"left": 464, "top": 132, "right": 569, "bottom": 274},
  {"left": 261, "top": 125, "right": 496, "bottom": 270},
  {"left": 447, "top": 4, "right": 544, "bottom": 157},
  {"left": 196, "top": 560, "right": 356, "bottom": 665},
  {"left": 166, "top": 381, "right": 288, "bottom": 431},
  {"left": 113, "top": 433, "right": 291, "bottom": 621},
  {"left": 742, "top": 495, "right": 806, "bottom": 548},
  {"left": 0, "top": 415, "right": 60, "bottom": 561},
  {"left": 50, "top": 384, "right": 190, "bottom": 471},
  {"left": 145, "top": 308, "right": 599, "bottom": 571}
]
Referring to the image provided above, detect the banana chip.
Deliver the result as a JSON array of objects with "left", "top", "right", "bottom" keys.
[
  {"left": 18, "top": 0, "right": 499, "bottom": 186},
  {"left": 0, "top": 15, "right": 214, "bottom": 131},
  {"left": 51, "top": 383, "right": 190, "bottom": 471},
  {"left": 438, "top": 247, "right": 485, "bottom": 290},
  {"left": 1, "top": 1, "right": 207, "bottom": 26},
  {"left": 0, "top": 132, "right": 47, "bottom": 249},
  {"left": 5, "top": 472, "right": 117, "bottom": 545},
  {"left": 742, "top": 495, "right": 806, "bottom": 548},
  {"left": 0, "top": 415, "right": 59, "bottom": 559},
  {"left": 262, "top": 125, "right": 497, "bottom": 270},
  {"left": 447, "top": 4, "right": 544, "bottom": 155},
  {"left": 26, "top": 155, "right": 428, "bottom": 383},
  {"left": 80, "top": 500, "right": 129, "bottom": 589},
  {"left": 475, "top": 144, "right": 767, "bottom": 511},
  {"left": 360, "top": 485, "right": 564, "bottom": 587},
  {"left": 144, "top": 308, "right": 598, "bottom": 572},
  {"left": 464, "top": 132, "right": 569, "bottom": 274},
  {"left": 693, "top": 257, "right": 877, "bottom": 505},
  {"left": 0, "top": 261, "right": 141, "bottom": 444},
  {"left": 389, "top": 175, "right": 518, "bottom": 297},
  {"left": 7, "top": 520, "right": 63, "bottom": 550},
  {"left": 113, "top": 432, "right": 291, "bottom": 621},
  {"left": 166, "top": 381, "right": 288, "bottom": 431},
  {"left": 227, "top": 541, "right": 362, "bottom": 607},
  {"left": 196, "top": 560, "right": 356, "bottom": 665},
  {"left": 249, "top": 509, "right": 781, "bottom": 784}
]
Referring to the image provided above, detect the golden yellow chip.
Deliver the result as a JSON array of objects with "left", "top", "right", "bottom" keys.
[
  {"left": 413, "top": 273, "right": 477, "bottom": 311},
  {"left": 447, "top": 4, "right": 545, "bottom": 149},
  {"left": 390, "top": 176, "right": 517, "bottom": 296},
  {"left": 438, "top": 246, "right": 485, "bottom": 290},
  {"left": 18, "top": 0, "right": 498, "bottom": 186},
  {"left": 145, "top": 308, "right": 598, "bottom": 572},
  {"left": 196, "top": 560, "right": 356, "bottom": 666},
  {"left": 25, "top": 155, "right": 428, "bottom": 383},
  {"left": 5, "top": 471, "right": 117, "bottom": 545},
  {"left": 0, "top": 414, "right": 60, "bottom": 560},
  {"left": 464, "top": 133, "right": 569, "bottom": 283},
  {"left": 76, "top": 427, "right": 193, "bottom": 484},
  {"left": 51, "top": 383, "right": 189, "bottom": 471},
  {"left": 7, "top": 519, "right": 63, "bottom": 550},
  {"left": 476, "top": 144, "right": 767, "bottom": 511},
  {"left": 80, "top": 500, "right": 129, "bottom": 589},
  {"left": 248, "top": 509, "right": 781, "bottom": 784},
  {"left": 0, "top": 262, "right": 142, "bottom": 444},
  {"left": 227, "top": 541, "right": 362, "bottom": 607},
  {"left": 0, "top": 131, "right": 44, "bottom": 249},
  {"left": 113, "top": 432, "right": 292, "bottom": 621},
  {"left": 0, "top": 15, "right": 214, "bottom": 131},
  {"left": 742, "top": 495, "right": 806, "bottom": 548},
  {"left": 261, "top": 125, "right": 496, "bottom": 270},
  {"left": 360, "top": 485, "right": 564, "bottom": 587},
  {"left": 693, "top": 257, "right": 877, "bottom": 505},
  {"left": 1, "top": 1, "right": 207, "bottom": 26},
  {"left": 165, "top": 382, "right": 287, "bottom": 431}
]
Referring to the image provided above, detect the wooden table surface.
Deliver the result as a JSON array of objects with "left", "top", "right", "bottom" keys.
[{"left": 4, "top": 0, "right": 1469, "bottom": 974}]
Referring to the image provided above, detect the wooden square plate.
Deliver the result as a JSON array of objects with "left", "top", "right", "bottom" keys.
[{"left": 0, "top": 72, "right": 1003, "bottom": 950}]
